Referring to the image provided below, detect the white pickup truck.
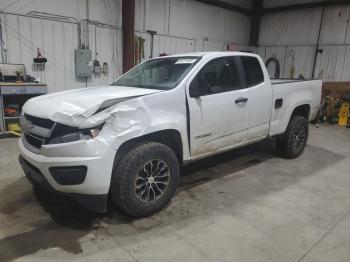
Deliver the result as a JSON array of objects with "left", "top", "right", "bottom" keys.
[{"left": 18, "top": 52, "right": 322, "bottom": 217}]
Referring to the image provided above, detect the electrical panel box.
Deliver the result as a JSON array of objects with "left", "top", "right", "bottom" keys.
[{"left": 75, "top": 49, "right": 92, "bottom": 77}]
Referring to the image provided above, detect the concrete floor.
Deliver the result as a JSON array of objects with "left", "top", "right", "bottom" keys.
[{"left": 0, "top": 124, "right": 349, "bottom": 262}]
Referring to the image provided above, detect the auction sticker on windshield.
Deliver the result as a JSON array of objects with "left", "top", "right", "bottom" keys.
[{"left": 175, "top": 59, "right": 197, "bottom": 64}]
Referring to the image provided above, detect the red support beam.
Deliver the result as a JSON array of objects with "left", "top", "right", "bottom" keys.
[
  {"left": 122, "top": 0, "right": 135, "bottom": 73},
  {"left": 249, "top": 0, "right": 263, "bottom": 46}
]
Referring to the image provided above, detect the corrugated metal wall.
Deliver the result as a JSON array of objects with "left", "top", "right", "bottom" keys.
[
  {"left": 258, "top": 5, "right": 350, "bottom": 81},
  {"left": 2, "top": 0, "right": 350, "bottom": 93},
  {"left": 0, "top": 0, "right": 250, "bottom": 93},
  {"left": 0, "top": 12, "right": 120, "bottom": 93},
  {"left": 0, "top": 0, "right": 121, "bottom": 25},
  {"left": 135, "top": 0, "right": 250, "bottom": 44},
  {"left": 134, "top": 0, "right": 250, "bottom": 60}
]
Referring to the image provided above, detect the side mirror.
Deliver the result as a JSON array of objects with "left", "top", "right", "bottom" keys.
[{"left": 189, "top": 78, "right": 201, "bottom": 98}]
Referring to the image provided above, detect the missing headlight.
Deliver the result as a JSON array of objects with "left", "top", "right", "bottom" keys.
[{"left": 48, "top": 123, "right": 104, "bottom": 144}]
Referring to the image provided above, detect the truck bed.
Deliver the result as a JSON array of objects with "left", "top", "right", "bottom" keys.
[
  {"left": 271, "top": 79, "right": 318, "bottom": 85},
  {"left": 269, "top": 78, "right": 322, "bottom": 136}
]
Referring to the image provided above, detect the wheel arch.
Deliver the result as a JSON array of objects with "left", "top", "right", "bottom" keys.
[
  {"left": 272, "top": 103, "right": 311, "bottom": 139},
  {"left": 291, "top": 104, "right": 311, "bottom": 120},
  {"left": 112, "top": 129, "right": 184, "bottom": 172}
]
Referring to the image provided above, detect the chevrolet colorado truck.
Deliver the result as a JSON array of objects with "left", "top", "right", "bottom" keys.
[{"left": 18, "top": 52, "right": 322, "bottom": 217}]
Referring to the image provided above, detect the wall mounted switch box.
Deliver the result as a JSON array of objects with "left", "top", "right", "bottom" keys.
[{"left": 75, "top": 49, "right": 92, "bottom": 77}]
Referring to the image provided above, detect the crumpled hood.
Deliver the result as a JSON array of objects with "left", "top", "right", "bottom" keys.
[{"left": 22, "top": 85, "right": 162, "bottom": 126}]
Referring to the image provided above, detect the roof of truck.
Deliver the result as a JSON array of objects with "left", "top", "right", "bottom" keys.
[{"left": 161, "top": 51, "right": 257, "bottom": 58}]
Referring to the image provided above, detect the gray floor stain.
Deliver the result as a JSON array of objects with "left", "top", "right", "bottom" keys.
[{"left": 0, "top": 125, "right": 348, "bottom": 261}]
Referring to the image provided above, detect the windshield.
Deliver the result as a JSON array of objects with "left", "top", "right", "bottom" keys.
[{"left": 111, "top": 56, "right": 201, "bottom": 90}]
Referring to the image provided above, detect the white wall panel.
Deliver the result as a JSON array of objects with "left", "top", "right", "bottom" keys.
[
  {"left": 0, "top": 0, "right": 120, "bottom": 26},
  {"left": 269, "top": 46, "right": 315, "bottom": 79},
  {"left": 327, "top": 46, "right": 339, "bottom": 81},
  {"left": 289, "top": 46, "right": 315, "bottom": 79},
  {"left": 202, "top": 41, "right": 225, "bottom": 51},
  {"left": 333, "top": 46, "right": 347, "bottom": 80},
  {"left": 259, "top": 4, "right": 350, "bottom": 81},
  {"left": 320, "top": 6, "right": 350, "bottom": 45},
  {"left": 341, "top": 47, "right": 350, "bottom": 80},
  {"left": 169, "top": 0, "right": 224, "bottom": 41},
  {"left": 313, "top": 45, "right": 350, "bottom": 81},
  {"left": 265, "top": 46, "right": 286, "bottom": 78},
  {"left": 144, "top": 0, "right": 169, "bottom": 35},
  {"left": 255, "top": 45, "right": 316, "bottom": 79},
  {"left": 255, "top": 46, "right": 266, "bottom": 58},
  {"left": 346, "top": 21, "right": 350, "bottom": 44},
  {"left": 152, "top": 35, "right": 195, "bottom": 56},
  {"left": 238, "top": 45, "right": 252, "bottom": 52},
  {"left": 314, "top": 46, "right": 330, "bottom": 80},
  {"left": 88, "top": 26, "right": 120, "bottom": 86},
  {"left": 168, "top": 0, "right": 250, "bottom": 44},
  {"left": 261, "top": 5, "right": 350, "bottom": 46},
  {"left": 18, "top": 16, "right": 34, "bottom": 77},
  {"left": 1, "top": 13, "right": 119, "bottom": 93},
  {"left": 0, "top": 0, "right": 252, "bottom": 93},
  {"left": 135, "top": 0, "right": 145, "bottom": 32},
  {"left": 2, "top": 14, "right": 20, "bottom": 64},
  {"left": 87, "top": 0, "right": 121, "bottom": 26},
  {"left": 260, "top": 8, "right": 322, "bottom": 46},
  {"left": 138, "top": 0, "right": 250, "bottom": 58},
  {"left": 223, "top": 9, "right": 250, "bottom": 43}
]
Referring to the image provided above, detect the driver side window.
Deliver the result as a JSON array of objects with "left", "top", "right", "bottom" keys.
[{"left": 190, "top": 57, "right": 242, "bottom": 96}]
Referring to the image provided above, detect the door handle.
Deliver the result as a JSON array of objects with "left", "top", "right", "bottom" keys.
[{"left": 235, "top": 97, "right": 248, "bottom": 104}]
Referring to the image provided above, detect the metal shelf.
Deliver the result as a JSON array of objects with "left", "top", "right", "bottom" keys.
[
  {"left": 4, "top": 116, "right": 20, "bottom": 119},
  {"left": 0, "top": 83, "right": 47, "bottom": 137}
]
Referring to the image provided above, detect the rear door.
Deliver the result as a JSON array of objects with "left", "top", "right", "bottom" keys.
[
  {"left": 186, "top": 56, "right": 250, "bottom": 157},
  {"left": 240, "top": 56, "right": 272, "bottom": 140}
]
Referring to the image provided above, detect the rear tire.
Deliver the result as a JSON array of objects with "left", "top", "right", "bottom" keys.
[
  {"left": 276, "top": 116, "right": 309, "bottom": 158},
  {"left": 110, "top": 142, "right": 179, "bottom": 217}
]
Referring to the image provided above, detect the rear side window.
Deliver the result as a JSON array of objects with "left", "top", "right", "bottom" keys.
[{"left": 240, "top": 56, "right": 264, "bottom": 86}]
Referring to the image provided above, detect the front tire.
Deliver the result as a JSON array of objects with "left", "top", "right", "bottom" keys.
[
  {"left": 110, "top": 142, "right": 179, "bottom": 217},
  {"left": 276, "top": 116, "right": 309, "bottom": 158}
]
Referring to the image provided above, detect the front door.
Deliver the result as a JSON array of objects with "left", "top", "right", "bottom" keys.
[{"left": 187, "top": 56, "right": 250, "bottom": 157}]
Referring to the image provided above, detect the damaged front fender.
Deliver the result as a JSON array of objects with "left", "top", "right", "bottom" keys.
[{"left": 87, "top": 97, "right": 187, "bottom": 154}]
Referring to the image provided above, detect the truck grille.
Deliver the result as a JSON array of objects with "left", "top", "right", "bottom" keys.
[
  {"left": 24, "top": 133, "right": 45, "bottom": 148},
  {"left": 24, "top": 114, "right": 55, "bottom": 129},
  {"left": 21, "top": 114, "right": 84, "bottom": 152},
  {"left": 21, "top": 114, "right": 54, "bottom": 150}
]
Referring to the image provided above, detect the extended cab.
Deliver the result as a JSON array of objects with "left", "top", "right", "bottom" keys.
[{"left": 18, "top": 52, "right": 322, "bottom": 217}]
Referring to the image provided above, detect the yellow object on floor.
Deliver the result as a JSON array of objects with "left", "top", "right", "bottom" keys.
[
  {"left": 7, "top": 122, "right": 21, "bottom": 132},
  {"left": 9, "top": 131, "right": 21, "bottom": 137},
  {"left": 338, "top": 102, "right": 349, "bottom": 126}
]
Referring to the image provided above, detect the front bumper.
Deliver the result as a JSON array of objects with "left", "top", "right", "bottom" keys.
[
  {"left": 19, "top": 155, "right": 108, "bottom": 213},
  {"left": 18, "top": 136, "right": 116, "bottom": 213}
]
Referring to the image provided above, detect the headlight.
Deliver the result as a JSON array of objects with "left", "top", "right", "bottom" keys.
[{"left": 48, "top": 125, "right": 103, "bottom": 144}]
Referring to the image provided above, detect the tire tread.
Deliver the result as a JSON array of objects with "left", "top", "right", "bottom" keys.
[
  {"left": 111, "top": 142, "right": 179, "bottom": 217},
  {"left": 276, "top": 116, "right": 309, "bottom": 158}
]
